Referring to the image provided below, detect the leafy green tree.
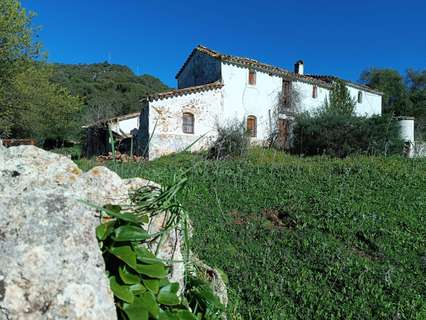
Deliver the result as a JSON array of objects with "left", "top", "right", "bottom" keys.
[
  {"left": 0, "top": 0, "right": 83, "bottom": 142},
  {"left": 323, "top": 80, "right": 356, "bottom": 115},
  {"left": 407, "top": 69, "right": 426, "bottom": 138},
  {"left": 13, "top": 64, "right": 82, "bottom": 141},
  {"left": 0, "top": 0, "right": 40, "bottom": 137},
  {"left": 360, "top": 68, "right": 412, "bottom": 116}
]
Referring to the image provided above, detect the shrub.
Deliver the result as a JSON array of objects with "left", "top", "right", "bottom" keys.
[
  {"left": 291, "top": 112, "right": 404, "bottom": 157},
  {"left": 207, "top": 120, "right": 250, "bottom": 160},
  {"left": 323, "top": 80, "right": 356, "bottom": 116}
]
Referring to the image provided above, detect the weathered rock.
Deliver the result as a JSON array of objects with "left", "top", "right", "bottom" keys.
[{"left": 0, "top": 145, "right": 184, "bottom": 319}]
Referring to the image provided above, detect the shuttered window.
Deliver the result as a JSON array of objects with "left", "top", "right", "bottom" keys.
[
  {"left": 247, "top": 115, "right": 257, "bottom": 137},
  {"left": 182, "top": 112, "right": 194, "bottom": 134},
  {"left": 282, "top": 79, "right": 291, "bottom": 107},
  {"left": 249, "top": 70, "right": 256, "bottom": 85},
  {"left": 312, "top": 85, "right": 318, "bottom": 99}
]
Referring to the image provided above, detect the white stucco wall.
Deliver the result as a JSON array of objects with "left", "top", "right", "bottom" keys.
[
  {"left": 346, "top": 85, "right": 382, "bottom": 116},
  {"left": 109, "top": 116, "right": 139, "bottom": 136},
  {"left": 220, "top": 62, "right": 382, "bottom": 140},
  {"left": 220, "top": 62, "right": 335, "bottom": 140},
  {"left": 292, "top": 81, "right": 329, "bottom": 113},
  {"left": 147, "top": 88, "right": 223, "bottom": 159},
  {"left": 220, "top": 62, "right": 282, "bottom": 141}
]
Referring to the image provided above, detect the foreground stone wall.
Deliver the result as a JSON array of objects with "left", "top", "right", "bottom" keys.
[{"left": 0, "top": 145, "right": 183, "bottom": 319}]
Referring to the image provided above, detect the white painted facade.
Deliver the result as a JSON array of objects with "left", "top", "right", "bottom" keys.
[
  {"left": 146, "top": 88, "right": 222, "bottom": 159},
  {"left": 138, "top": 46, "right": 383, "bottom": 159}
]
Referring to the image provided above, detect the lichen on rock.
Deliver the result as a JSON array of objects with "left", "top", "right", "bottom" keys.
[{"left": 0, "top": 145, "right": 183, "bottom": 320}]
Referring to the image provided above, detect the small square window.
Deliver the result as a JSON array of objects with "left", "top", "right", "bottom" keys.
[{"left": 248, "top": 70, "right": 256, "bottom": 85}]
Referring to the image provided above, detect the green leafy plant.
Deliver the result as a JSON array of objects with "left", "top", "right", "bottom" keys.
[
  {"left": 96, "top": 203, "right": 195, "bottom": 320},
  {"left": 291, "top": 112, "right": 404, "bottom": 157},
  {"left": 95, "top": 179, "right": 225, "bottom": 320}
]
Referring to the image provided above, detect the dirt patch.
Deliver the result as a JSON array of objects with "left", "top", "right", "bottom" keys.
[
  {"left": 228, "top": 210, "right": 257, "bottom": 225},
  {"left": 352, "top": 231, "right": 384, "bottom": 261},
  {"left": 262, "top": 208, "right": 298, "bottom": 229}
]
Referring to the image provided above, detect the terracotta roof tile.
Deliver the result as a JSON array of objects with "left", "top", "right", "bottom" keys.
[
  {"left": 142, "top": 81, "right": 223, "bottom": 102},
  {"left": 307, "top": 74, "right": 384, "bottom": 95},
  {"left": 176, "top": 45, "right": 382, "bottom": 95},
  {"left": 176, "top": 45, "right": 332, "bottom": 88}
]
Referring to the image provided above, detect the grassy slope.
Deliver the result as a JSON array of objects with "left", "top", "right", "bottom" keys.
[{"left": 77, "top": 148, "right": 426, "bottom": 319}]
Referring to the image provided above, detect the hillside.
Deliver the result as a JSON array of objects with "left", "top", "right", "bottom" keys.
[
  {"left": 51, "top": 63, "right": 170, "bottom": 124},
  {"left": 77, "top": 148, "right": 426, "bottom": 319}
]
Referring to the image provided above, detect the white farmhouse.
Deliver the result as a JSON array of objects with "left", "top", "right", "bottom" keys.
[{"left": 136, "top": 45, "right": 383, "bottom": 159}]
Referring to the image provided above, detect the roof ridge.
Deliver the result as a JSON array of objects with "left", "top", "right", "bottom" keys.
[
  {"left": 175, "top": 45, "right": 383, "bottom": 94},
  {"left": 142, "top": 81, "right": 224, "bottom": 102}
]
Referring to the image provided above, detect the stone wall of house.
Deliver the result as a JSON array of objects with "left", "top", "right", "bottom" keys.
[
  {"left": 146, "top": 88, "right": 222, "bottom": 159},
  {"left": 177, "top": 51, "right": 221, "bottom": 89}
]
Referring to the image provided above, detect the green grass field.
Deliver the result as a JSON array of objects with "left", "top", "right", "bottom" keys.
[{"left": 76, "top": 148, "right": 426, "bottom": 319}]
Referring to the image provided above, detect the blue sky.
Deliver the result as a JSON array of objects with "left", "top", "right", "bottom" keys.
[{"left": 24, "top": 0, "right": 426, "bottom": 88}]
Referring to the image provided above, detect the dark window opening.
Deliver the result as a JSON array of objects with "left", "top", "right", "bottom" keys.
[
  {"left": 282, "top": 79, "right": 292, "bottom": 108},
  {"left": 182, "top": 112, "right": 194, "bottom": 134},
  {"left": 358, "top": 91, "right": 363, "bottom": 103},
  {"left": 312, "top": 85, "right": 318, "bottom": 99},
  {"left": 247, "top": 115, "right": 257, "bottom": 137}
]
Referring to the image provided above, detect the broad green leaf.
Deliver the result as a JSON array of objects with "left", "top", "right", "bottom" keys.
[
  {"left": 134, "top": 246, "right": 164, "bottom": 265},
  {"left": 123, "top": 302, "right": 148, "bottom": 320},
  {"left": 109, "top": 276, "right": 134, "bottom": 304},
  {"left": 95, "top": 220, "right": 115, "bottom": 240},
  {"left": 159, "top": 310, "right": 179, "bottom": 320},
  {"left": 137, "top": 263, "right": 168, "bottom": 279},
  {"left": 109, "top": 246, "right": 138, "bottom": 270},
  {"left": 119, "top": 265, "right": 140, "bottom": 284},
  {"left": 123, "top": 293, "right": 159, "bottom": 320},
  {"left": 176, "top": 310, "right": 197, "bottom": 320},
  {"left": 157, "top": 283, "right": 180, "bottom": 306},
  {"left": 159, "top": 278, "right": 170, "bottom": 288},
  {"left": 113, "top": 225, "right": 150, "bottom": 242},
  {"left": 140, "top": 292, "right": 160, "bottom": 318},
  {"left": 129, "top": 283, "right": 147, "bottom": 294},
  {"left": 143, "top": 278, "right": 160, "bottom": 293}
]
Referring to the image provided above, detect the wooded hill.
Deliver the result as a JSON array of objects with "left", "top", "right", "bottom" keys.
[{"left": 51, "top": 63, "right": 170, "bottom": 125}]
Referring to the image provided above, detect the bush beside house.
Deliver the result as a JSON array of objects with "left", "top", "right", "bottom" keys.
[{"left": 291, "top": 80, "right": 405, "bottom": 157}]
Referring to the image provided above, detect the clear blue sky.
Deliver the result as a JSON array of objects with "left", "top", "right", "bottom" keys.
[{"left": 24, "top": 0, "right": 426, "bottom": 88}]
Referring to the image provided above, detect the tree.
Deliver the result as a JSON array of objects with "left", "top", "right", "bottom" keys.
[
  {"left": 13, "top": 64, "right": 82, "bottom": 141},
  {"left": 360, "top": 68, "right": 412, "bottom": 116},
  {"left": 407, "top": 69, "right": 426, "bottom": 139},
  {"left": 323, "top": 80, "right": 356, "bottom": 115},
  {"left": 0, "top": 0, "right": 83, "bottom": 142},
  {"left": 0, "top": 0, "right": 40, "bottom": 137}
]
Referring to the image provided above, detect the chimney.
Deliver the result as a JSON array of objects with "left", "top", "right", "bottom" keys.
[{"left": 294, "top": 60, "right": 304, "bottom": 75}]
